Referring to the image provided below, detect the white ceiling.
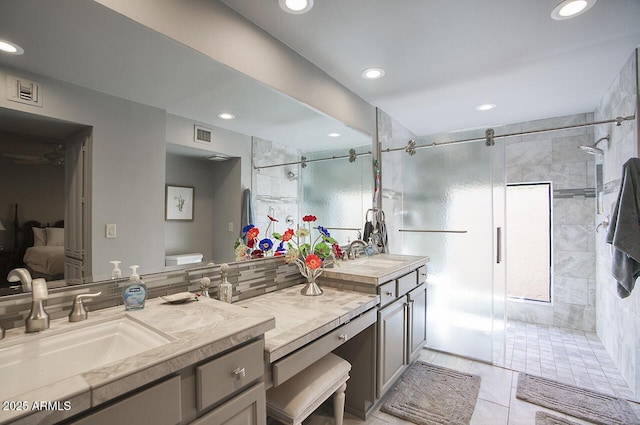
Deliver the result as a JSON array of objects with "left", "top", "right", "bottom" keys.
[
  {"left": 221, "top": 0, "right": 640, "bottom": 136},
  {"left": 0, "top": 0, "right": 369, "bottom": 153}
]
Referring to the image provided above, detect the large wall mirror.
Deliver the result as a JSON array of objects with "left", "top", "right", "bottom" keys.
[{"left": 0, "top": 0, "right": 371, "bottom": 295}]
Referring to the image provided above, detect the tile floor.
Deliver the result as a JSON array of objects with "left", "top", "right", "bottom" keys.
[{"left": 304, "top": 321, "right": 640, "bottom": 425}]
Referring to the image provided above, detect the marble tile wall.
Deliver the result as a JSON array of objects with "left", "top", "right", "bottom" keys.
[
  {"left": 593, "top": 49, "right": 639, "bottom": 397},
  {"left": 251, "top": 137, "right": 301, "bottom": 238},
  {"left": 505, "top": 113, "right": 597, "bottom": 332}
]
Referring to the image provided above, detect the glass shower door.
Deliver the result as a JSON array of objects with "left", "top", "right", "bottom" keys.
[{"left": 399, "top": 138, "right": 506, "bottom": 363}]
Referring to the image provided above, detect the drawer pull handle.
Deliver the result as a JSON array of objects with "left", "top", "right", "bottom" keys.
[
  {"left": 385, "top": 291, "right": 393, "bottom": 296},
  {"left": 232, "top": 367, "right": 246, "bottom": 379},
  {"left": 339, "top": 334, "right": 348, "bottom": 342}
]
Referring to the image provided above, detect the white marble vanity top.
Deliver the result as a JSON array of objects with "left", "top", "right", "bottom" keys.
[
  {"left": 237, "top": 285, "right": 379, "bottom": 363},
  {"left": 321, "top": 253, "right": 429, "bottom": 285},
  {"left": 0, "top": 297, "right": 275, "bottom": 425}
]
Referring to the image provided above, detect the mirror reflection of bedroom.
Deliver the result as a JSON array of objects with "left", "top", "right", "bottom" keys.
[{"left": 0, "top": 108, "right": 89, "bottom": 294}]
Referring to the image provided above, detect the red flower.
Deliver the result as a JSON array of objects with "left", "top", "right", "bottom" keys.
[
  {"left": 282, "top": 228, "right": 295, "bottom": 242},
  {"left": 247, "top": 239, "right": 255, "bottom": 248},
  {"left": 247, "top": 227, "right": 259, "bottom": 240},
  {"left": 332, "top": 243, "right": 343, "bottom": 258},
  {"left": 268, "top": 215, "right": 279, "bottom": 222},
  {"left": 302, "top": 215, "right": 317, "bottom": 222},
  {"left": 251, "top": 250, "right": 264, "bottom": 259},
  {"left": 305, "top": 254, "right": 322, "bottom": 270}
]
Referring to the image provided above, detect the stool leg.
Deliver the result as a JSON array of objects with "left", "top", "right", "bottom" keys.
[{"left": 333, "top": 382, "right": 347, "bottom": 425}]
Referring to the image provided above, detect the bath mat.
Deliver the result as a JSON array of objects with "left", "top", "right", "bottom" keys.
[
  {"left": 380, "top": 362, "right": 481, "bottom": 425},
  {"left": 516, "top": 372, "right": 639, "bottom": 425},
  {"left": 535, "top": 411, "right": 580, "bottom": 425}
]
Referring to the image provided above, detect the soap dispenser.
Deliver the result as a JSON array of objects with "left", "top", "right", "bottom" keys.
[
  {"left": 365, "top": 237, "right": 376, "bottom": 256},
  {"left": 110, "top": 261, "right": 122, "bottom": 279},
  {"left": 122, "top": 265, "right": 147, "bottom": 310},
  {"left": 218, "top": 263, "right": 232, "bottom": 303}
]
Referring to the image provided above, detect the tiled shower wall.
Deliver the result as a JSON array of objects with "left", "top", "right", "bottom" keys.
[
  {"left": 251, "top": 137, "right": 301, "bottom": 238},
  {"left": 505, "top": 113, "right": 597, "bottom": 332},
  {"left": 594, "top": 50, "right": 639, "bottom": 397}
]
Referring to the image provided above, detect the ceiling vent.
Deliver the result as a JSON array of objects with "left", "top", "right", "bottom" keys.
[
  {"left": 194, "top": 125, "right": 212, "bottom": 144},
  {"left": 6, "top": 74, "right": 42, "bottom": 107}
]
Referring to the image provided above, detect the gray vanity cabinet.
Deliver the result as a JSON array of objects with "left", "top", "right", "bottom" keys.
[
  {"left": 376, "top": 269, "right": 428, "bottom": 398},
  {"left": 67, "top": 338, "right": 266, "bottom": 425},
  {"left": 408, "top": 283, "right": 427, "bottom": 361},
  {"left": 377, "top": 296, "right": 408, "bottom": 396}
]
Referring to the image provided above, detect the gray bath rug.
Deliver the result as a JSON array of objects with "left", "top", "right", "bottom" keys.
[
  {"left": 517, "top": 372, "right": 639, "bottom": 425},
  {"left": 535, "top": 411, "right": 580, "bottom": 425},
  {"left": 380, "top": 362, "right": 481, "bottom": 425}
]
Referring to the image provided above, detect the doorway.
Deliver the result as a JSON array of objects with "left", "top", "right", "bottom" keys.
[{"left": 0, "top": 107, "right": 91, "bottom": 286}]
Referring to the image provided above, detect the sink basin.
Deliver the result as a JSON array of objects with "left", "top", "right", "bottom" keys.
[{"left": 0, "top": 316, "right": 171, "bottom": 400}]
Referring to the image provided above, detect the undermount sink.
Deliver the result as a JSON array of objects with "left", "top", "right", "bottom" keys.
[{"left": 0, "top": 316, "right": 171, "bottom": 400}]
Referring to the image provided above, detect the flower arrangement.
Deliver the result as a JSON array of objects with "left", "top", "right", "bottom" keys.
[
  {"left": 274, "top": 215, "right": 340, "bottom": 283},
  {"left": 234, "top": 214, "right": 342, "bottom": 295}
]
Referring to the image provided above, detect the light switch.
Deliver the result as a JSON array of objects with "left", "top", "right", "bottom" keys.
[
  {"left": 106, "top": 223, "right": 117, "bottom": 239},
  {"left": 228, "top": 222, "right": 234, "bottom": 232}
]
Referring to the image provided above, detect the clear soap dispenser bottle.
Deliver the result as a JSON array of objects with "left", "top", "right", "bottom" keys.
[
  {"left": 122, "top": 265, "right": 147, "bottom": 310},
  {"left": 365, "top": 237, "right": 376, "bottom": 256}
]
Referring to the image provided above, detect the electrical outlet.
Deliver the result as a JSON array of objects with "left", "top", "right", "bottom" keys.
[{"left": 106, "top": 224, "right": 117, "bottom": 239}]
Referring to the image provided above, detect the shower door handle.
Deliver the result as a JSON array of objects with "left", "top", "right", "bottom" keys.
[{"left": 496, "top": 227, "right": 502, "bottom": 264}]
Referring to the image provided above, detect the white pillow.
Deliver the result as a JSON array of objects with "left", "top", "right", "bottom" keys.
[
  {"left": 45, "top": 227, "right": 64, "bottom": 246},
  {"left": 32, "top": 227, "right": 46, "bottom": 246}
]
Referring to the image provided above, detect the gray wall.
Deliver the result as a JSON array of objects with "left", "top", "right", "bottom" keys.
[
  {"left": 0, "top": 64, "right": 166, "bottom": 277},
  {"left": 505, "top": 113, "right": 597, "bottom": 332},
  {"left": 95, "top": 0, "right": 376, "bottom": 138},
  {"left": 164, "top": 154, "right": 217, "bottom": 261},
  {"left": 594, "top": 50, "right": 639, "bottom": 397}
]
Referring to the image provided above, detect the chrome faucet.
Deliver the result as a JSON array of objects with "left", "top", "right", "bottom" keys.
[
  {"left": 68, "top": 292, "right": 102, "bottom": 322},
  {"left": 26, "top": 278, "right": 49, "bottom": 333},
  {"left": 7, "top": 268, "right": 33, "bottom": 292},
  {"left": 347, "top": 239, "right": 367, "bottom": 259}
]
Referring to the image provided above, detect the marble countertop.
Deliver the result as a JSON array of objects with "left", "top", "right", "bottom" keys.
[
  {"left": 320, "top": 253, "right": 429, "bottom": 286},
  {"left": 237, "top": 285, "right": 380, "bottom": 363},
  {"left": 0, "top": 297, "right": 275, "bottom": 425}
]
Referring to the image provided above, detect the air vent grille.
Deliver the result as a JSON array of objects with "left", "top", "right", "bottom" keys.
[
  {"left": 6, "top": 74, "right": 42, "bottom": 107},
  {"left": 194, "top": 125, "right": 212, "bottom": 144}
]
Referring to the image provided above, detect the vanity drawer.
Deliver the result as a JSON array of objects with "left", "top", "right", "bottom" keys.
[
  {"left": 69, "top": 375, "right": 181, "bottom": 425},
  {"left": 378, "top": 280, "right": 397, "bottom": 307},
  {"left": 417, "top": 266, "right": 428, "bottom": 284},
  {"left": 197, "top": 339, "right": 264, "bottom": 411},
  {"left": 272, "top": 307, "right": 376, "bottom": 387},
  {"left": 397, "top": 271, "right": 418, "bottom": 296}
]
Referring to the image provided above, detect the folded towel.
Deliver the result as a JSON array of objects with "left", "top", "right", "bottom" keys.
[
  {"left": 240, "top": 188, "right": 255, "bottom": 237},
  {"left": 606, "top": 158, "right": 640, "bottom": 298}
]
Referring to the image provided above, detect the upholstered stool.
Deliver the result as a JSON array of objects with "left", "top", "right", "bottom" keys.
[{"left": 266, "top": 353, "right": 351, "bottom": 425}]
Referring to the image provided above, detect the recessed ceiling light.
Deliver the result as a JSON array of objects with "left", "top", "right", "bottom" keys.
[
  {"left": 217, "top": 112, "right": 235, "bottom": 120},
  {"left": 0, "top": 39, "right": 24, "bottom": 55},
  {"left": 362, "top": 68, "right": 385, "bottom": 80},
  {"left": 279, "top": 0, "right": 313, "bottom": 14},
  {"left": 475, "top": 103, "right": 496, "bottom": 111},
  {"left": 327, "top": 132, "right": 341, "bottom": 138},
  {"left": 551, "top": 0, "right": 596, "bottom": 20}
]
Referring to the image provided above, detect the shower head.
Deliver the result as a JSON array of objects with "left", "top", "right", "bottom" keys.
[
  {"left": 578, "top": 145, "right": 604, "bottom": 155},
  {"left": 577, "top": 135, "right": 609, "bottom": 156}
]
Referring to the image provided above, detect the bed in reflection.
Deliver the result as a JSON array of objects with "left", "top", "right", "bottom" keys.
[{"left": 19, "top": 220, "right": 65, "bottom": 282}]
